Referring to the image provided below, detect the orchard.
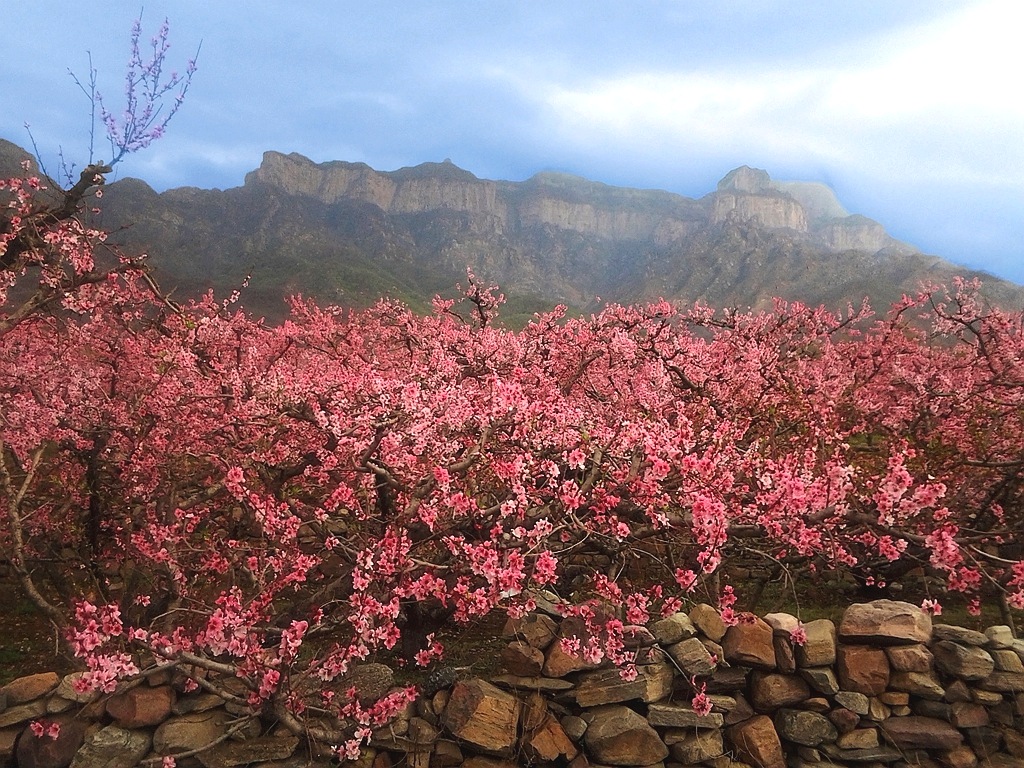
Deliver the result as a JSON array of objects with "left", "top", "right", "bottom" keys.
[{"left": 2, "top": 16, "right": 1023, "bottom": 761}]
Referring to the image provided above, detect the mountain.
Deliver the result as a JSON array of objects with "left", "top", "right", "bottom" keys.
[{"left": 3, "top": 139, "right": 1022, "bottom": 321}]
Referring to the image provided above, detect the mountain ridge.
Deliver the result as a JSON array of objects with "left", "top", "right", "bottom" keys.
[{"left": 2, "top": 138, "right": 1021, "bottom": 322}]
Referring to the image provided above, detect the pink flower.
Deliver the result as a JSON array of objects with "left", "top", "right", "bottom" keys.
[{"left": 789, "top": 624, "right": 808, "bottom": 647}]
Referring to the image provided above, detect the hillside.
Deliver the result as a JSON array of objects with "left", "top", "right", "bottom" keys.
[{"left": 3, "top": 139, "right": 1021, "bottom": 321}]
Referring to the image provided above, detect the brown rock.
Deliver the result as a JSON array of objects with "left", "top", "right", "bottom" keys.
[
  {"left": 933, "top": 640, "right": 995, "bottom": 680},
  {"left": 799, "top": 667, "right": 839, "bottom": 695},
  {"left": 542, "top": 618, "right": 601, "bottom": 677},
  {"left": 689, "top": 603, "right": 726, "bottom": 642},
  {"left": 53, "top": 674, "right": 99, "bottom": 706},
  {"left": 16, "top": 717, "right": 88, "bottom": 768},
  {"left": 647, "top": 703, "right": 724, "bottom": 729},
  {"left": 944, "top": 679, "right": 972, "bottom": 702},
  {"left": 837, "top": 645, "right": 889, "bottom": 695},
  {"left": 0, "top": 699, "right": 48, "bottom": 728},
  {"left": 722, "top": 616, "right": 776, "bottom": 670},
  {"left": 879, "top": 716, "right": 963, "bottom": 750},
  {"left": 198, "top": 736, "right": 300, "bottom": 768},
  {"left": 838, "top": 600, "right": 931, "bottom": 645},
  {"left": 172, "top": 693, "right": 225, "bottom": 715},
  {"left": 2, "top": 673, "right": 60, "bottom": 706},
  {"left": 889, "top": 671, "right": 945, "bottom": 700},
  {"left": 582, "top": 705, "right": 668, "bottom": 766},
  {"left": 342, "top": 664, "right": 395, "bottom": 705},
  {"left": 772, "top": 635, "right": 796, "bottom": 674},
  {"left": 522, "top": 714, "right": 578, "bottom": 762},
  {"left": 750, "top": 672, "right": 810, "bottom": 712},
  {"left": 499, "top": 641, "right": 544, "bottom": 677},
  {"left": 722, "top": 692, "right": 755, "bottom": 726},
  {"left": 885, "top": 642, "right": 933, "bottom": 672},
  {"left": 933, "top": 624, "right": 988, "bottom": 646},
  {"left": 69, "top": 725, "right": 152, "bottom": 768},
  {"left": 154, "top": 711, "right": 229, "bottom": 755},
  {"left": 668, "top": 729, "right": 724, "bottom": 764},
  {"left": 977, "top": 670, "right": 1024, "bottom": 692},
  {"left": 984, "top": 625, "right": 1015, "bottom": 649},
  {"left": 939, "top": 744, "right": 979, "bottom": 768},
  {"left": 665, "top": 637, "right": 716, "bottom": 677},
  {"left": 430, "top": 739, "right": 463, "bottom": 768},
  {"left": 836, "top": 728, "right": 879, "bottom": 749},
  {"left": 440, "top": 679, "right": 519, "bottom": 755},
  {"left": 950, "top": 701, "right": 989, "bottom": 729},
  {"left": 727, "top": 715, "right": 785, "bottom": 768},
  {"left": 828, "top": 706, "right": 860, "bottom": 734},
  {"left": 650, "top": 612, "right": 697, "bottom": 645},
  {"left": 833, "top": 691, "right": 870, "bottom": 715},
  {"left": 502, "top": 613, "right": 557, "bottom": 650},
  {"left": 763, "top": 612, "right": 800, "bottom": 635},
  {"left": 774, "top": 709, "right": 837, "bottom": 747},
  {"left": 992, "top": 648, "right": 1024, "bottom": 673},
  {"left": 621, "top": 625, "right": 657, "bottom": 648},
  {"left": 573, "top": 662, "right": 673, "bottom": 707},
  {"left": 795, "top": 620, "right": 837, "bottom": 668},
  {"left": 106, "top": 684, "right": 175, "bottom": 728},
  {"left": 488, "top": 674, "right": 573, "bottom": 693}
]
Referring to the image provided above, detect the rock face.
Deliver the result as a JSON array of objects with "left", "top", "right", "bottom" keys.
[{"left": 14, "top": 131, "right": 1018, "bottom": 324}]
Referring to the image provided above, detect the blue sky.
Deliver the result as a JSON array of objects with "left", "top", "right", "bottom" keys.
[{"left": 5, "top": 1, "right": 1023, "bottom": 284}]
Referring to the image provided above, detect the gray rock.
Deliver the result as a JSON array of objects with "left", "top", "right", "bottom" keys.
[
  {"left": 932, "top": 640, "right": 995, "bottom": 680},
  {"left": 774, "top": 709, "right": 837, "bottom": 747},
  {"left": 70, "top": 726, "right": 152, "bottom": 768}
]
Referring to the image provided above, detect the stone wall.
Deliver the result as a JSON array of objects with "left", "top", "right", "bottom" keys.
[{"left": 1, "top": 600, "right": 1022, "bottom": 768}]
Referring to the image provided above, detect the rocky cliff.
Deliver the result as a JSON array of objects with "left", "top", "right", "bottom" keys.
[{"left": 3, "top": 139, "right": 1021, "bottom": 322}]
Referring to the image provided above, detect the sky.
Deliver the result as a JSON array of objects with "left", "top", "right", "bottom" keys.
[{"left": 4, "top": 1, "right": 1023, "bottom": 283}]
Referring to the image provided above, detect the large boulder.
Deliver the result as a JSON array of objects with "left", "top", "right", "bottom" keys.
[
  {"left": 441, "top": 679, "right": 519, "bottom": 755},
  {"left": 582, "top": 705, "right": 667, "bottom": 766},
  {"left": 838, "top": 600, "right": 931, "bottom": 645}
]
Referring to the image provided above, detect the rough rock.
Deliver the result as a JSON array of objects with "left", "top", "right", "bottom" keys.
[
  {"left": 772, "top": 635, "right": 796, "bottom": 674},
  {"left": 0, "top": 699, "right": 49, "bottom": 728},
  {"left": 153, "top": 711, "right": 229, "bottom": 756},
  {"left": 53, "top": 675, "right": 99, "bottom": 706},
  {"left": 750, "top": 672, "right": 810, "bottom": 712},
  {"left": 879, "top": 715, "right": 963, "bottom": 750},
  {"left": 885, "top": 643, "right": 933, "bottom": 672},
  {"left": 647, "top": 703, "right": 724, "bottom": 729},
  {"left": 198, "top": 737, "right": 299, "bottom": 768},
  {"left": 795, "top": 620, "right": 836, "bottom": 668},
  {"left": 2, "top": 673, "right": 60, "bottom": 706},
  {"left": 650, "top": 613, "right": 697, "bottom": 645},
  {"left": 68, "top": 726, "right": 152, "bottom": 768},
  {"left": 836, "top": 728, "right": 879, "bottom": 750},
  {"left": 799, "top": 667, "right": 839, "bottom": 695},
  {"left": 502, "top": 614, "right": 557, "bottom": 650},
  {"left": 488, "top": 674, "right": 574, "bottom": 692},
  {"left": 933, "top": 624, "right": 989, "bottom": 646},
  {"left": 342, "top": 664, "right": 396, "bottom": 704},
  {"left": 933, "top": 640, "right": 995, "bottom": 680},
  {"left": 665, "top": 637, "right": 717, "bottom": 677},
  {"left": 106, "top": 685, "right": 175, "bottom": 728},
  {"left": 689, "top": 604, "right": 727, "bottom": 642},
  {"left": 543, "top": 618, "right": 601, "bottom": 677},
  {"left": 774, "top": 709, "right": 838, "bottom": 747},
  {"left": 838, "top": 600, "right": 931, "bottom": 645},
  {"left": 837, "top": 645, "right": 889, "bottom": 695},
  {"left": 950, "top": 701, "right": 990, "bottom": 729},
  {"left": 499, "top": 641, "right": 544, "bottom": 677},
  {"left": 16, "top": 716, "right": 88, "bottom": 768},
  {"left": 992, "top": 648, "right": 1024, "bottom": 673},
  {"left": 727, "top": 715, "right": 785, "bottom": 768},
  {"left": 668, "top": 729, "right": 724, "bottom": 764},
  {"left": 582, "top": 705, "right": 668, "bottom": 766},
  {"left": 977, "top": 671, "right": 1024, "bottom": 693},
  {"left": 621, "top": 625, "right": 657, "bottom": 649},
  {"left": 522, "top": 715, "right": 578, "bottom": 762},
  {"left": 440, "top": 679, "right": 519, "bottom": 755},
  {"left": 889, "top": 671, "right": 945, "bottom": 700},
  {"left": 572, "top": 662, "right": 673, "bottom": 707},
  {"left": 722, "top": 616, "right": 777, "bottom": 670},
  {"left": 833, "top": 691, "right": 870, "bottom": 716},
  {"left": 985, "top": 625, "right": 1015, "bottom": 649}
]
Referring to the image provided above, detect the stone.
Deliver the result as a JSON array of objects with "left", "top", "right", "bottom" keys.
[
  {"left": 772, "top": 635, "right": 796, "bottom": 674},
  {"left": 933, "top": 624, "right": 988, "bottom": 646},
  {"left": 16, "top": 716, "right": 88, "bottom": 768},
  {"left": 705, "top": 666, "right": 750, "bottom": 693},
  {"left": 750, "top": 672, "right": 810, "bottom": 712},
  {"left": 837, "top": 645, "right": 889, "bottom": 695},
  {"left": 582, "top": 705, "right": 668, "bottom": 766},
  {"left": 972, "top": 688, "right": 1005, "bottom": 705},
  {"left": 885, "top": 643, "right": 933, "bottom": 673},
  {"left": 774, "top": 709, "right": 837, "bottom": 747},
  {"left": 431, "top": 740, "right": 463, "bottom": 768},
  {"left": 865, "top": 697, "right": 890, "bottom": 722},
  {"left": 950, "top": 701, "right": 989, "bottom": 729},
  {"left": 487, "top": 674, "right": 574, "bottom": 692},
  {"left": 689, "top": 603, "right": 727, "bottom": 642},
  {"left": 838, "top": 600, "right": 931, "bottom": 645},
  {"left": 727, "top": 715, "right": 785, "bottom": 768},
  {"left": 796, "top": 620, "right": 837, "bottom": 668},
  {"left": 499, "top": 641, "right": 544, "bottom": 677},
  {"left": 172, "top": 693, "right": 225, "bottom": 715},
  {"left": 621, "top": 625, "right": 657, "bottom": 648},
  {"left": 154, "top": 711, "right": 229, "bottom": 756},
  {"left": 650, "top": 612, "right": 697, "bottom": 645},
  {"left": 992, "top": 649, "right": 1024, "bottom": 673},
  {"left": 522, "top": 714, "right": 578, "bottom": 762},
  {"left": 560, "top": 715, "right": 587, "bottom": 741},
  {"left": 879, "top": 716, "right": 963, "bottom": 750},
  {"left": 984, "top": 625, "right": 1015, "bottom": 649},
  {"left": 543, "top": 618, "right": 601, "bottom": 677},
  {"left": 889, "top": 671, "right": 945, "bottom": 700},
  {"left": 932, "top": 640, "right": 995, "bottom": 680},
  {"left": 0, "top": 699, "right": 48, "bottom": 728},
  {"left": 440, "top": 679, "right": 519, "bottom": 755},
  {"left": 944, "top": 679, "right": 972, "bottom": 702},
  {"left": 834, "top": 691, "right": 870, "bottom": 716},
  {"left": 803, "top": 696, "right": 830, "bottom": 712},
  {"left": 647, "top": 703, "right": 724, "bottom": 729},
  {"left": 502, "top": 613, "right": 557, "bottom": 650},
  {"left": 821, "top": 743, "right": 902, "bottom": 763},
  {"left": 763, "top": 612, "right": 800, "bottom": 635},
  {"left": 836, "top": 728, "right": 879, "bottom": 750},
  {"left": 53, "top": 674, "right": 99, "bottom": 706},
  {"left": 668, "top": 729, "right": 724, "bottom": 764},
  {"left": 342, "top": 664, "right": 395, "bottom": 704},
  {"left": 828, "top": 707, "right": 860, "bottom": 734},
  {"left": 800, "top": 667, "right": 839, "bottom": 695},
  {"left": 106, "top": 684, "right": 175, "bottom": 728},
  {"left": 722, "top": 616, "right": 776, "bottom": 670},
  {"left": 939, "top": 744, "right": 979, "bottom": 768},
  {"left": 1, "top": 673, "right": 60, "bottom": 706},
  {"left": 977, "top": 670, "right": 1024, "bottom": 692},
  {"left": 198, "top": 736, "right": 300, "bottom": 768},
  {"left": 573, "top": 662, "right": 673, "bottom": 707},
  {"left": 965, "top": 726, "right": 1003, "bottom": 758},
  {"left": 665, "top": 637, "right": 716, "bottom": 678},
  {"left": 722, "top": 692, "right": 755, "bottom": 726},
  {"left": 913, "top": 699, "right": 951, "bottom": 719}
]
